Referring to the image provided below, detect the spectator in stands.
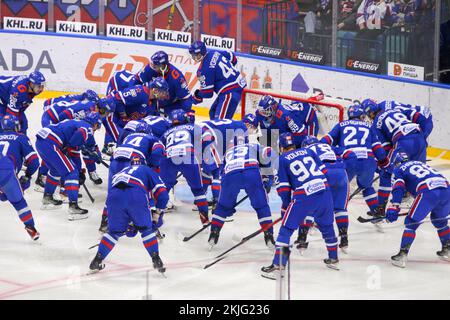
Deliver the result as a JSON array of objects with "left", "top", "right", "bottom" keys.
[
  {"left": 338, "top": 0, "right": 363, "bottom": 30},
  {"left": 356, "top": 0, "right": 392, "bottom": 30}
]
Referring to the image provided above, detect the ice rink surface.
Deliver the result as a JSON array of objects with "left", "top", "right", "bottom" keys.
[{"left": 0, "top": 99, "right": 449, "bottom": 300}]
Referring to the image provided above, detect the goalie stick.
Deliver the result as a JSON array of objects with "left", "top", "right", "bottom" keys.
[
  {"left": 182, "top": 195, "right": 250, "bottom": 242},
  {"left": 204, "top": 217, "right": 282, "bottom": 269}
]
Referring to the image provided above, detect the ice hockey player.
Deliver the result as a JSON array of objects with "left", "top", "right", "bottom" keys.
[
  {"left": 43, "top": 89, "right": 99, "bottom": 107},
  {"left": 106, "top": 70, "right": 140, "bottom": 94},
  {"left": 0, "top": 71, "right": 46, "bottom": 134},
  {"left": 159, "top": 109, "right": 214, "bottom": 226},
  {"left": 255, "top": 95, "right": 309, "bottom": 149},
  {"left": 321, "top": 104, "right": 389, "bottom": 217},
  {"left": 118, "top": 115, "right": 171, "bottom": 145},
  {"left": 300, "top": 135, "right": 350, "bottom": 253},
  {"left": 377, "top": 100, "right": 433, "bottom": 143},
  {"left": 35, "top": 112, "right": 102, "bottom": 220},
  {"left": 208, "top": 131, "right": 275, "bottom": 249},
  {"left": 36, "top": 97, "right": 115, "bottom": 187},
  {"left": 201, "top": 118, "right": 248, "bottom": 207},
  {"left": 386, "top": 152, "right": 450, "bottom": 267},
  {"left": 0, "top": 115, "right": 40, "bottom": 240},
  {"left": 261, "top": 132, "right": 339, "bottom": 279},
  {"left": 363, "top": 99, "right": 427, "bottom": 210},
  {"left": 106, "top": 78, "right": 169, "bottom": 143},
  {"left": 99, "top": 122, "right": 165, "bottom": 233},
  {"left": 136, "top": 51, "right": 194, "bottom": 118},
  {"left": 89, "top": 156, "right": 168, "bottom": 274},
  {"left": 188, "top": 40, "right": 246, "bottom": 119}
]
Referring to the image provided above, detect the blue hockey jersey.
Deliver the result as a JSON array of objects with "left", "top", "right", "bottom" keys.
[
  {"left": 107, "top": 70, "right": 140, "bottom": 94},
  {"left": 0, "top": 132, "right": 39, "bottom": 175},
  {"left": 120, "top": 115, "right": 170, "bottom": 144},
  {"left": 136, "top": 63, "right": 192, "bottom": 116},
  {"left": 321, "top": 119, "right": 386, "bottom": 161},
  {"left": 372, "top": 109, "right": 421, "bottom": 146},
  {"left": 0, "top": 75, "right": 36, "bottom": 117},
  {"left": 111, "top": 164, "right": 168, "bottom": 209},
  {"left": 201, "top": 119, "right": 247, "bottom": 161},
  {"left": 379, "top": 100, "right": 433, "bottom": 139},
  {"left": 276, "top": 147, "right": 328, "bottom": 209},
  {"left": 111, "top": 85, "right": 155, "bottom": 125},
  {"left": 304, "top": 142, "right": 345, "bottom": 170},
  {"left": 36, "top": 119, "right": 96, "bottom": 149},
  {"left": 391, "top": 161, "right": 449, "bottom": 205},
  {"left": 256, "top": 103, "right": 308, "bottom": 146},
  {"left": 43, "top": 93, "right": 85, "bottom": 107},
  {"left": 222, "top": 143, "right": 273, "bottom": 176},
  {"left": 114, "top": 132, "right": 165, "bottom": 168},
  {"left": 196, "top": 50, "right": 246, "bottom": 99}
]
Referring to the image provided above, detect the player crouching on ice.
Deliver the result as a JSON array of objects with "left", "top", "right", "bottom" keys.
[
  {"left": 386, "top": 152, "right": 450, "bottom": 268},
  {"left": 207, "top": 130, "right": 276, "bottom": 249},
  {"left": 89, "top": 156, "right": 168, "bottom": 274},
  {"left": 0, "top": 115, "right": 40, "bottom": 240},
  {"left": 261, "top": 132, "right": 339, "bottom": 279}
]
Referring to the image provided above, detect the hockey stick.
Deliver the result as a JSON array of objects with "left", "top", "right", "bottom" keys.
[
  {"left": 82, "top": 182, "right": 95, "bottom": 204},
  {"left": 357, "top": 212, "right": 408, "bottom": 223},
  {"left": 204, "top": 217, "right": 282, "bottom": 269},
  {"left": 349, "top": 176, "right": 380, "bottom": 201},
  {"left": 182, "top": 195, "right": 249, "bottom": 242}
]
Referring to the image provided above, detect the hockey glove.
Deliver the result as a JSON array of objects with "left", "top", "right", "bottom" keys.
[
  {"left": 0, "top": 191, "right": 7, "bottom": 202},
  {"left": 262, "top": 175, "right": 274, "bottom": 193},
  {"left": 386, "top": 205, "right": 400, "bottom": 223},
  {"left": 19, "top": 175, "right": 31, "bottom": 191},
  {"left": 79, "top": 170, "right": 86, "bottom": 186},
  {"left": 193, "top": 89, "right": 203, "bottom": 104},
  {"left": 125, "top": 222, "right": 138, "bottom": 238},
  {"left": 152, "top": 209, "right": 164, "bottom": 229},
  {"left": 377, "top": 157, "right": 390, "bottom": 170}
]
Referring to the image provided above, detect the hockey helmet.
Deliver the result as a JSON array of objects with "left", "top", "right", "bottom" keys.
[{"left": 1, "top": 115, "right": 20, "bottom": 132}]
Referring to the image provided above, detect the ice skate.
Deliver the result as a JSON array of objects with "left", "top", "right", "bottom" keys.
[
  {"left": 324, "top": 258, "right": 340, "bottom": 270},
  {"left": 41, "top": 193, "right": 63, "bottom": 210},
  {"left": 391, "top": 249, "right": 408, "bottom": 268},
  {"left": 436, "top": 241, "right": 450, "bottom": 262},
  {"left": 68, "top": 201, "right": 89, "bottom": 221},
  {"left": 208, "top": 229, "right": 220, "bottom": 250},
  {"left": 89, "top": 253, "right": 105, "bottom": 274},
  {"left": 89, "top": 171, "right": 103, "bottom": 185},
  {"left": 34, "top": 174, "right": 45, "bottom": 192},
  {"left": 25, "top": 225, "right": 40, "bottom": 241},
  {"left": 98, "top": 215, "right": 108, "bottom": 234},
  {"left": 261, "top": 264, "right": 284, "bottom": 280},
  {"left": 151, "top": 252, "right": 166, "bottom": 274},
  {"left": 263, "top": 230, "right": 275, "bottom": 249},
  {"left": 294, "top": 230, "right": 309, "bottom": 255},
  {"left": 339, "top": 228, "right": 349, "bottom": 254}
]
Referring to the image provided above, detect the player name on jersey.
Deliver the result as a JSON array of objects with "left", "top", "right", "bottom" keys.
[
  {"left": 106, "top": 24, "right": 146, "bottom": 40},
  {"left": 56, "top": 21, "right": 97, "bottom": 36},
  {"left": 3, "top": 17, "right": 46, "bottom": 32},
  {"left": 154, "top": 28, "right": 191, "bottom": 45},
  {"left": 201, "top": 34, "right": 235, "bottom": 51}
]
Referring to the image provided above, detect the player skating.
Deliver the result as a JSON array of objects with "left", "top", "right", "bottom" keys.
[
  {"left": 0, "top": 71, "right": 46, "bottom": 135},
  {"left": 208, "top": 131, "right": 275, "bottom": 249},
  {"left": 189, "top": 40, "right": 246, "bottom": 119},
  {"left": 89, "top": 156, "right": 168, "bottom": 275},
  {"left": 0, "top": 115, "right": 40, "bottom": 240},
  {"left": 35, "top": 113, "right": 102, "bottom": 220},
  {"left": 262, "top": 132, "right": 339, "bottom": 279},
  {"left": 385, "top": 152, "right": 450, "bottom": 267}
]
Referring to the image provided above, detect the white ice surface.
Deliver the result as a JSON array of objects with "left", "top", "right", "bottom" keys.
[{"left": 0, "top": 99, "right": 449, "bottom": 300}]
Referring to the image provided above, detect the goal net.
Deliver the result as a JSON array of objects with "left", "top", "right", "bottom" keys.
[{"left": 240, "top": 88, "right": 346, "bottom": 137}]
